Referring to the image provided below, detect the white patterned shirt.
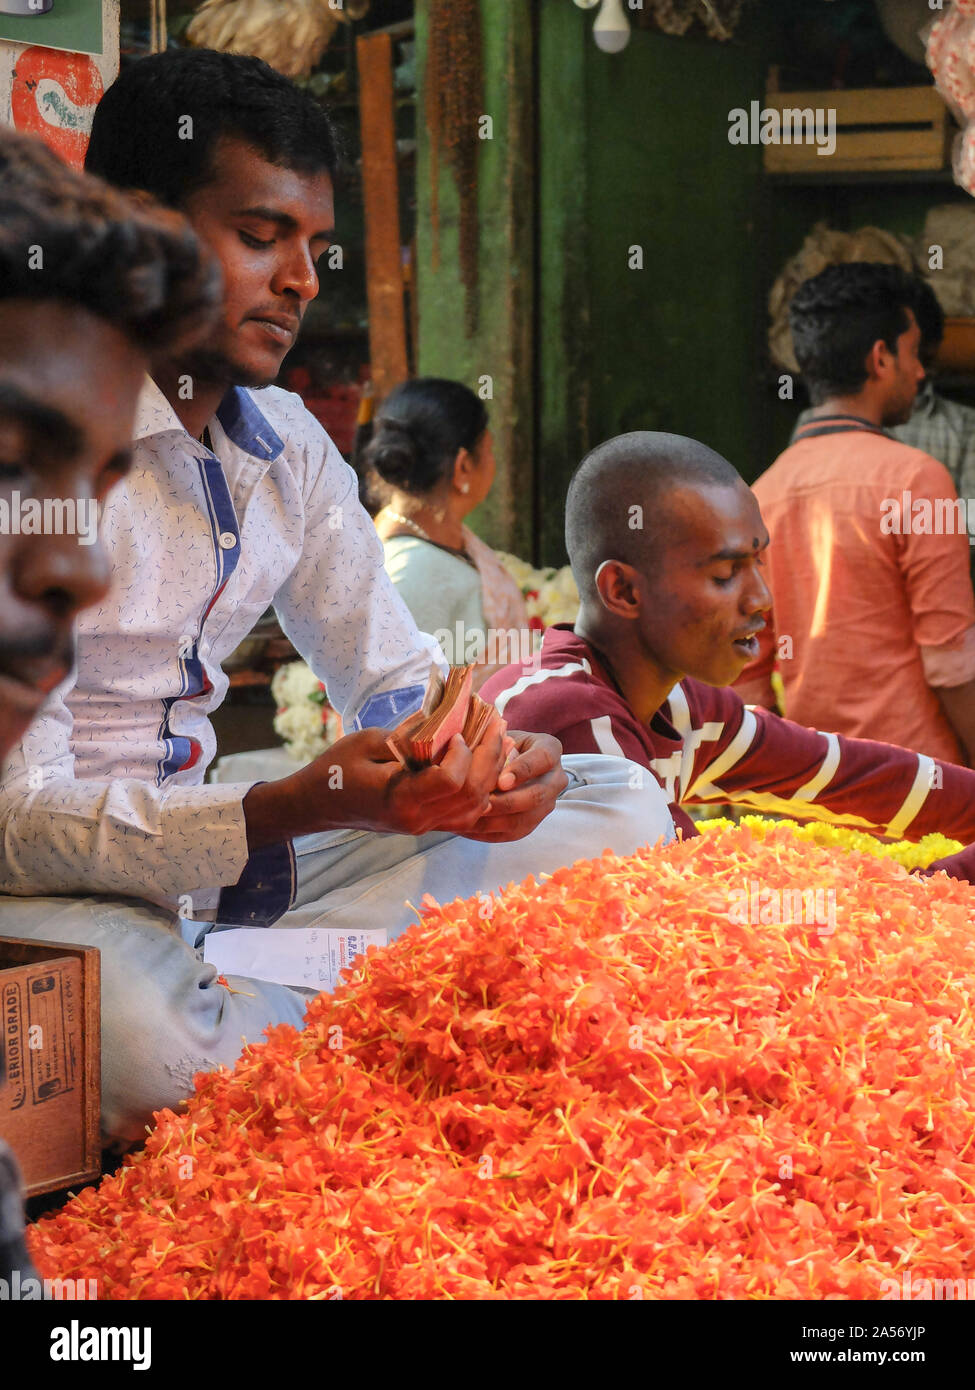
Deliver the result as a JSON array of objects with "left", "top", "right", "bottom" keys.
[{"left": 0, "top": 378, "right": 443, "bottom": 923}]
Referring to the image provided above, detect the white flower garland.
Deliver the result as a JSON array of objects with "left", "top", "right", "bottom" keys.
[
  {"left": 271, "top": 660, "right": 343, "bottom": 765},
  {"left": 493, "top": 551, "right": 581, "bottom": 629}
]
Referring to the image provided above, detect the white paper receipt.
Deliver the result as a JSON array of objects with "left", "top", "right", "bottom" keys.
[{"left": 203, "top": 925, "right": 389, "bottom": 992}]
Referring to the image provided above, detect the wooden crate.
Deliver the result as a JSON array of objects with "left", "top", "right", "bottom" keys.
[
  {"left": 763, "top": 86, "right": 951, "bottom": 175},
  {"left": 0, "top": 937, "right": 100, "bottom": 1196}
]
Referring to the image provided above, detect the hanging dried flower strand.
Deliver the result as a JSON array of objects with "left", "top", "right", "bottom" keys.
[{"left": 425, "top": 0, "right": 483, "bottom": 336}]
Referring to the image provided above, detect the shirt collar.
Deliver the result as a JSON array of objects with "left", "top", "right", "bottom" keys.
[
  {"left": 545, "top": 624, "right": 682, "bottom": 742},
  {"left": 910, "top": 379, "right": 937, "bottom": 418},
  {"left": 133, "top": 375, "right": 284, "bottom": 461}
]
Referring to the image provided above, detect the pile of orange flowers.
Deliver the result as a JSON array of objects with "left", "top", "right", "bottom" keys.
[{"left": 31, "top": 824, "right": 975, "bottom": 1299}]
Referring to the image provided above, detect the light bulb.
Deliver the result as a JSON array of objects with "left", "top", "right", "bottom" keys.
[{"left": 593, "top": 0, "right": 631, "bottom": 54}]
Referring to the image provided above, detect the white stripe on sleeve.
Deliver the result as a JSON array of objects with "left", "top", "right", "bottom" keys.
[
  {"left": 793, "top": 731, "right": 840, "bottom": 803},
  {"left": 885, "top": 754, "right": 934, "bottom": 839},
  {"left": 490, "top": 660, "right": 591, "bottom": 716},
  {"left": 685, "top": 706, "right": 758, "bottom": 800}
]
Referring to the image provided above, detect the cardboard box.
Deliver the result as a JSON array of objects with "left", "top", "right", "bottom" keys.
[{"left": 0, "top": 937, "right": 100, "bottom": 1196}]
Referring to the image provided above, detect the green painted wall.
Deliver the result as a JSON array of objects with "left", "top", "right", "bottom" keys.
[
  {"left": 416, "top": 3, "right": 971, "bottom": 565},
  {"left": 414, "top": 0, "right": 534, "bottom": 560},
  {"left": 536, "top": 0, "right": 589, "bottom": 567},
  {"left": 537, "top": 5, "right": 774, "bottom": 563},
  {"left": 417, "top": 2, "right": 776, "bottom": 564}
]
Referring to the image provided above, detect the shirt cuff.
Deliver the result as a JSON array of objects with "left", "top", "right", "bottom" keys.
[
  {"left": 917, "top": 844, "right": 975, "bottom": 883},
  {"left": 160, "top": 781, "right": 256, "bottom": 910},
  {"left": 352, "top": 682, "right": 428, "bottom": 732},
  {"left": 921, "top": 624, "right": 975, "bottom": 689},
  {"left": 215, "top": 838, "right": 298, "bottom": 927}
]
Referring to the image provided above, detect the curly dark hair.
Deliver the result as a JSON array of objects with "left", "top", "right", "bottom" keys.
[
  {"left": 85, "top": 47, "right": 341, "bottom": 208},
  {"left": 789, "top": 262, "right": 922, "bottom": 404},
  {"left": 0, "top": 127, "right": 221, "bottom": 358}
]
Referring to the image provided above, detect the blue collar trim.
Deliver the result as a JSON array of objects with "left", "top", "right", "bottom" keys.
[{"left": 216, "top": 387, "right": 284, "bottom": 461}]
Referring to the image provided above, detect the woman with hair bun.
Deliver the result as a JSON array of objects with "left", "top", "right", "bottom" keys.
[{"left": 369, "top": 378, "right": 530, "bottom": 688}]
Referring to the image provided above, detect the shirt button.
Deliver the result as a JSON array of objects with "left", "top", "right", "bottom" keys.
[{"left": 218, "top": 531, "right": 238, "bottom": 551}]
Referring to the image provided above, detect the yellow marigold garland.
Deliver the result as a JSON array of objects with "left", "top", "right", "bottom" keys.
[{"left": 697, "top": 815, "right": 962, "bottom": 872}]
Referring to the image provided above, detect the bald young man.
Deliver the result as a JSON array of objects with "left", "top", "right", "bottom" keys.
[{"left": 481, "top": 432, "right": 975, "bottom": 862}]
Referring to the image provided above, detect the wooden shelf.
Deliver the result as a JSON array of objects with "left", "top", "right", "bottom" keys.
[{"left": 767, "top": 168, "right": 957, "bottom": 187}]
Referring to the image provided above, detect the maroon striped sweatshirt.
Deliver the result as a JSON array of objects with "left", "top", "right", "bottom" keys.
[{"left": 480, "top": 625, "right": 975, "bottom": 850}]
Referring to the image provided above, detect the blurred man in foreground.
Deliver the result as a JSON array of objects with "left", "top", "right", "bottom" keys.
[{"left": 0, "top": 127, "right": 219, "bottom": 1288}]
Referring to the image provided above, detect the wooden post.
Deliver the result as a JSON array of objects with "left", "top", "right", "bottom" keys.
[{"left": 357, "top": 31, "right": 409, "bottom": 402}]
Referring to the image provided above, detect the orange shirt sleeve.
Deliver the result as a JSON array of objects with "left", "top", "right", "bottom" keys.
[{"left": 896, "top": 454, "right": 975, "bottom": 651}]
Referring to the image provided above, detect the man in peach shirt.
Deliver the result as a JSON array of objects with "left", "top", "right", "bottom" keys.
[{"left": 738, "top": 263, "right": 975, "bottom": 766}]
